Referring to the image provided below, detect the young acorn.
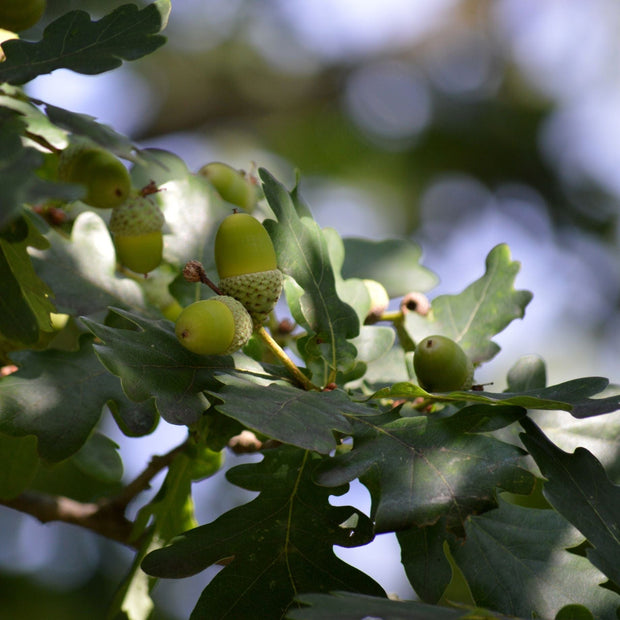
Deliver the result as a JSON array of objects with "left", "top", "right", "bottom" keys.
[
  {"left": 413, "top": 334, "right": 474, "bottom": 392},
  {"left": 58, "top": 141, "right": 131, "bottom": 209},
  {"left": 109, "top": 195, "right": 165, "bottom": 275},
  {"left": 0, "top": 0, "right": 46, "bottom": 32},
  {"left": 198, "top": 162, "right": 258, "bottom": 212},
  {"left": 214, "top": 212, "right": 283, "bottom": 323},
  {"left": 174, "top": 296, "right": 253, "bottom": 355}
]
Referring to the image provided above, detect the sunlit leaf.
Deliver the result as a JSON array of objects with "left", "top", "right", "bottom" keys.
[
  {"left": 405, "top": 244, "right": 532, "bottom": 364},
  {"left": 315, "top": 407, "right": 533, "bottom": 532}
]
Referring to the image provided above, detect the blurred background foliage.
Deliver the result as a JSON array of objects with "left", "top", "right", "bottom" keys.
[{"left": 3, "top": 0, "right": 620, "bottom": 617}]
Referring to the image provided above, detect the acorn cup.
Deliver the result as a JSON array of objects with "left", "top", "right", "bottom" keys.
[
  {"left": 109, "top": 195, "right": 165, "bottom": 275},
  {"left": 58, "top": 141, "right": 131, "bottom": 209},
  {"left": 174, "top": 296, "right": 253, "bottom": 355},
  {"left": 214, "top": 212, "right": 283, "bottom": 323}
]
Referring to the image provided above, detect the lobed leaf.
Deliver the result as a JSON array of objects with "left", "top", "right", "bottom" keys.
[
  {"left": 315, "top": 408, "right": 533, "bottom": 533},
  {"left": 521, "top": 418, "right": 620, "bottom": 588},
  {"left": 374, "top": 376, "right": 620, "bottom": 418},
  {"left": 405, "top": 244, "right": 532, "bottom": 364},
  {"left": 287, "top": 591, "right": 508, "bottom": 620},
  {"left": 0, "top": 334, "right": 156, "bottom": 461},
  {"left": 450, "top": 499, "right": 620, "bottom": 619},
  {"left": 260, "top": 168, "right": 359, "bottom": 386},
  {"left": 0, "top": 2, "right": 170, "bottom": 85},
  {"left": 142, "top": 446, "right": 385, "bottom": 619},
  {"left": 209, "top": 374, "right": 378, "bottom": 454}
]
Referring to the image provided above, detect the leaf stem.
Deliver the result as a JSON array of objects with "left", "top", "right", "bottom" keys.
[{"left": 256, "top": 325, "right": 319, "bottom": 391}]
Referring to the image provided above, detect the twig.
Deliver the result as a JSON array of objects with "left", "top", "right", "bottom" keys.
[
  {"left": 0, "top": 440, "right": 189, "bottom": 549},
  {"left": 256, "top": 325, "right": 318, "bottom": 391}
]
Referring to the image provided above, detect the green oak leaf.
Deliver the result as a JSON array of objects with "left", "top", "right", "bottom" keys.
[
  {"left": 405, "top": 244, "right": 532, "bottom": 364},
  {"left": 142, "top": 446, "right": 385, "bottom": 620},
  {"left": 0, "top": 214, "right": 55, "bottom": 346},
  {"left": 0, "top": 2, "right": 171, "bottom": 85},
  {"left": 450, "top": 499, "right": 620, "bottom": 620},
  {"left": 0, "top": 334, "right": 156, "bottom": 461},
  {"left": 260, "top": 168, "right": 359, "bottom": 386},
  {"left": 315, "top": 407, "right": 533, "bottom": 533},
  {"left": 341, "top": 237, "right": 438, "bottom": 298},
  {"left": 287, "top": 591, "right": 517, "bottom": 620},
  {"left": 30, "top": 210, "right": 148, "bottom": 316},
  {"left": 82, "top": 308, "right": 281, "bottom": 426},
  {"left": 208, "top": 374, "right": 378, "bottom": 453},
  {"left": 373, "top": 377, "right": 620, "bottom": 418},
  {"left": 0, "top": 432, "right": 39, "bottom": 499},
  {"left": 521, "top": 418, "right": 620, "bottom": 588}
]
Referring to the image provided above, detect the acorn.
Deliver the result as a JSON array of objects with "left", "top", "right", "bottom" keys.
[
  {"left": 0, "top": 0, "right": 46, "bottom": 32},
  {"left": 413, "top": 335, "right": 474, "bottom": 392},
  {"left": 198, "top": 162, "right": 258, "bottom": 212},
  {"left": 363, "top": 278, "right": 390, "bottom": 324},
  {"left": 174, "top": 296, "right": 253, "bottom": 355},
  {"left": 58, "top": 141, "right": 131, "bottom": 209},
  {"left": 109, "top": 195, "right": 165, "bottom": 275},
  {"left": 214, "top": 212, "right": 283, "bottom": 323}
]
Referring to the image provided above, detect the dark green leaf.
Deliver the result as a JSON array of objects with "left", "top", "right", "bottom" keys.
[
  {"left": 450, "top": 499, "right": 620, "bottom": 619},
  {"left": 72, "top": 432, "right": 122, "bottom": 484},
  {"left": 287, "top": 591, "right": 476, "bottom": 620},
  {"left": 0, "top": 2, "right": 170, "bottom": 85},
  {"left": 520, "top": 418, "right": 620, "bottom": 587},
  {"left": 342, "top": 237, "right": 438, "bottom": 298},
  {"left": 142, "top": 446, "right": 385, "bottom": 619},
  {"left": 0, "top": 432, "right": 39, "bottom": 499},
  {"left": 374, "top": 377, "right": 620, "bottom": 418},
  {"left": 0, "top": 215, "right": 54, "bottom": 345},
  {"left": 209, "top": 374, "right": 377, "bottom": 453},
  {"left": 260, "top": 168, "right": 359, "bottom": 385},
  {"left": 0, "top": 334, "right": 155, "bottom": 461},
  {"left": 82, "top": 308, "right": 283, "bottom": 426},
  {"left": 397, "top": 520, "right": 453, "bottom": 604},
  {"left": 315, "top": 409, "right": 534, "bottom": 532},
  {"left": 405, "top": 244, "right": 532, "bottom": 364}
]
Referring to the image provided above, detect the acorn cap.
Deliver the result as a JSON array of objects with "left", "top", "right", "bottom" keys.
[
  {"left": 216, "top": 295, "right": 254, "bottom": 353},
  {"left": 219, "top": 268, "right": 283, "bottom": 323},
  {"left": 109, "top": 196, "right": 165, "bottom": 236},
  {"left": 215, "top": 212, "right": 277, "bottom": 279}
]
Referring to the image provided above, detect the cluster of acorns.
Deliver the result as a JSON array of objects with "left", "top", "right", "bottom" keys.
[
  {"left": 56, "top": 142, "right": 474, "bottom": 389},
  {"left": 174, "top": 212, "right": 283, "bottom": 357},
  {"left": 58, "top": 141, "right": 166, "bottom": 275}
]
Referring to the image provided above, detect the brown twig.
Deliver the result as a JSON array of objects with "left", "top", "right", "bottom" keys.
[{"left": 0, "top": 440, "right": 189, "bottom": 549}]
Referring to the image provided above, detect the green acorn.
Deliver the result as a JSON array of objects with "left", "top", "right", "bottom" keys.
[
  {"left": 109, "top": 195, "right": 165, "bottom": 275},
  {"left": 413, "top": 335, "right": 474, "bottom": 392},
  {"left": 58, "top": 141, "right": 131, "bottom": 209},
  {"left": 198, "top": 162, "right": 258, "bottom": 212},
  {"left": 0, "top": 0, "right": 46, "bottom": 32},
  {"left": 175, "top": 296, "right": 253, "bottom": 355},
  {"left": 214, "top": 212, "right": 283, "bottom": 323}
]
